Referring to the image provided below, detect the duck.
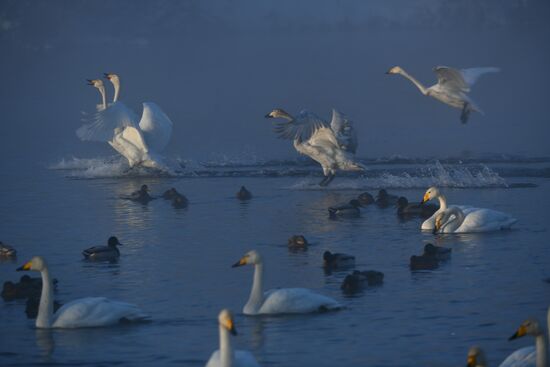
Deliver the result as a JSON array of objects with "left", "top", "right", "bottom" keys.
[
  {"left": 172, "top": 194, "right": 189, "bottom": 209},
  {"left": 433, "top": 206, "right": 517, "bottom": 234},
  {"left": 232, "top": 250, "right": 341, "bottom": 315},
  {"left": 466, "top": 346, "right": 487, "bottom": 367},
  {"left": 357, "top": 192, "right": 374, "bottom": 206},
  {"left": 328, "top": 199, "right": 361, "bottom": 218},
  {"left": 396, "top": 197, "right": 438, "bottom": 218},
  {"left": 82, "top": 236, "right": 122, "bottom": 261},
  {"left": 409, "top": 253, "right": 439, "bottom": 271},
  {"left": 375, "top": 189, "right": 399, "bottom": 208},
  {"left": 323, "top": 251, "right": 356, "bottom": 269},
  {"left": 162, "top": 187, "right": 179, "bottom": 200},
  {"left": 341, "top": 270, "right": 384, "bottom": 294},
  {"left": 16, "top": 256, "right": 149, "bottom": 328},
  {"left": 236, "top": 186, "right": 252, "bottom": 200},
  {"left": 288, "top": 235, "right": 308, "bottom": 250},
  {"left": 205, "top": 309, "right": 261, "bottom": 367},
  {"left": 500, "top": 308, "right": 550, "bottom": 367},
  {"left": 2, "top": 275, "right": 58, "bottom": 301},
  {"left": 0, "top": 241, "right": 16, "bottom": 258},
  {"left": 423, "top": 243, "right": 451, "bottom": 261},
  {"left": 127, "top": 184, "right": 154, "bottom": 204}
]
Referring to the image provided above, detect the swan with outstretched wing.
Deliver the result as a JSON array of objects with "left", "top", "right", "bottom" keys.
[
  {"left": 265, "top": 108, "right": 364, "bottom": 186},
  {"left": 386, "top": 65, "right": 500, "bottom": 123}
]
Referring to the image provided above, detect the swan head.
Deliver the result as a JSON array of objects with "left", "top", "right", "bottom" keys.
[
  {"left": 104, "top": 73, "right": 120, "bottom": 84},
  {"left": 218, "top": 309, "right": 237, "bottom": 335},
  {"left": 86, "top": 79, "right": 104, "bottom": 89},
  {"left": 509, "top": 318, "right": 543, "bottom": 340},
  {"left": 421, "top": 186, "right": 440, "bottom": 204},
  {"left": 232, "top": 250, "right": 262, "bottom": 267},
  {"left": 466, "top": 346, "right": 487, "bottom": 367},
  {"left": 107, "top": 236, "right": 122, "bottom": 247},
  {"left": 385, "top": 66, "right": 404, "bottom": 75},
  {"left": 16, "top": 256, "right": 47, "bottom": 272},
  {"left": 265, "top": 108, "right": 291, "bottom": 119}
]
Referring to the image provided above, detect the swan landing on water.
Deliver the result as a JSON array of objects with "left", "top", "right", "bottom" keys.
[
  {"left": 77, "top": 74, "right": 173, "bottom": 170},
  {"left": 386, "top": 65, "right": 500, "bottom": 124},
  {"left": 265, "top": 108, "right": 364, "bottom": 186}
]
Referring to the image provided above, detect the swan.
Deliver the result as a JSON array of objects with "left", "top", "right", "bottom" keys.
[
  {"left": 386, "top": 65, "right": 500, "bottom": 123},
  {"left": 420, "top": 186, "right": 474, "bottom": 230},
  {"left": 82, "top": 236, "right": 122, "bottom": 261},
  {"left": 265, "top": 108, "right": 364, "bottom": 186},
  {"left": 499, "top": 307, "right": 550, "bottom": 367},
  {"left": 434, "top": 206, "right": 517, "bottom": 233},
  {"left": 16, "top": 256, "right": 149, "bottom": 328},
  {"left": 205, "top": 309, "right": 261, "bottom": 367},
  {"left": 232, "top": 250, "right": 341, "bottom": 315}
]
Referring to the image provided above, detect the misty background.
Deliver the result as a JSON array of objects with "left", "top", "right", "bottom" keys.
[{"left": 1, "top": 0, "right": 550, "bottom": 168}]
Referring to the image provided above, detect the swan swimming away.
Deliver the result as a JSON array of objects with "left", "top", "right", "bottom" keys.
[
  {"left": 265, "top": 108, "right": 364, "bottom": 186},
  {"left": 386, "top": 65, "right": 500, "bottom": 123},
  {"left": 16, "top": 256, "right": 149, "bottom": 328},
  {"left": 499, "top": 307, "right": 550, "bottom": 367},
  {"left": 205, "top": 309, "right": 261, "bottom": 367},
  {"left": 434, "top": 206, "right": 517, "bottom": 233},
  {"left": 232, "top": 250, "right": 341, "bottom": 315}
]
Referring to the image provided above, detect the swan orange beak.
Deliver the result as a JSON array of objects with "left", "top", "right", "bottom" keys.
[
  {"left": 466, "top": 355, "right": 476, "bottom": 367},
  {"left": 421, "top": 192, "right": 430, "bottom": 204},
  {"left": 222, "top": 318, "right": 237, "bottom": 335},
  {"left": 16, "top": 261, "right": 32, "bottom": 271},
  {"left": 509, "top": 325, "right": 527, "bottom": 340},
  {"left": 232, "top": 256, "right": 248, "bottom": 268}
]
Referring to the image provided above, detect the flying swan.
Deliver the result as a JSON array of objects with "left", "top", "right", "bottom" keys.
[
  {"left": 386, "top": 65, "right": 500, "bottom": 123},
  {"left": 232, "top": 250, "right": 341, "bottom": 315},
  {"left": 205, "top": 309, "right": 261, "bottom": 367},
  {"left": 17, "top": 256, "right": 149, "bottom": 328},
  {"left": 265, "top": 108, "right": 364, "bottom": 186}
]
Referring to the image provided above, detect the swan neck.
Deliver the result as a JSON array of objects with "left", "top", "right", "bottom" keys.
[
  {"left": 98, "top": 85, "right": 107, "bottom": 109},
  {"left": 442, "top": 207, "right": 465, "bottom": 233},
  {"left": 438, "top": 194, "right": 447, "bottom": 210},
  {"left": 112, "top": 79, "right": 120, "bottom": 103},
  {"left": 36, "top": 268, "right": 54, "bottom": 328},
  {"left": 245, "top": 262, "right": 264, "bottom": 314},
  {"left": 399, "top": 69, "right": 428, "bottom": 95},
  {"left": 219, "top": 324, "right": 233, "bottom": 367},
  {"left": 535, "top": 334, "right": 547, "bottom": 367}
]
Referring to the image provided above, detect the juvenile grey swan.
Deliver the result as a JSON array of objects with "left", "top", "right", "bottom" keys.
[
  {"left": 265, "top": 108, "right": 364, "bottom": 186},
  {"left": 386, "top": 65, "right": 500, "bottom": 123}
]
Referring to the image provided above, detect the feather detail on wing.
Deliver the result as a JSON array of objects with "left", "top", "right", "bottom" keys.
[
  {"left": 434, "top": 66, "right": 500, "bottom": 93},
  {"left": 330, "top": 109, "right": 358, "bottom": 154},
  {"left": 77, "top": 102, "right": 139, "bottom": 142},
  {"left": 138, "top": 102, "right": 173, "bottom": 152},
  {"left": 273, "top": 110, "right": 329, "bottom": 142}
]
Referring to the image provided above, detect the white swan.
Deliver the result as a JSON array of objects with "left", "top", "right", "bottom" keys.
[
  {"left": 434, "top": 206, "right": 517, "bottom": 233},
  {"left": 17, "top": 256, "right": 149, "bottom": 328},
  {"left": 499, "top": 307, "right": 550, "bottom": 367},
  {"left": 205, "top": 309, "right": 261, "bottom": 367},
  {"left": 386, "top": 65, "right": 500, "bottom": 123},
  {"left": 265, "top": 108, "right": 363, "bottom": 186},
  {"left": 232, "top": 250, "right": 341, "bottom": 315},
  {"left": 420, "top": 186, "right": 474, "bottom": 230}
]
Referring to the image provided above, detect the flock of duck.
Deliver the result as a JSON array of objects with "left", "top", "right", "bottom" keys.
[{"left": 2, "top": 178, "right": 536, "bottom": 366}]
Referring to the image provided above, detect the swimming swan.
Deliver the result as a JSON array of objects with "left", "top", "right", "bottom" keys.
[
  {"left": 386, "top": 65, "right": 500, "bottom": 123},
  {"left": 420, "top": 187, "right": 473, "bottom": 230},
  {"left": 434, "top": 206, "right": 517, "bottom": 233},
  {"left": 205, "top": 309, "right": 261, "bottom": 367},
  {"left": 499, "top": 307, "right": 550, "bottom": 367},
  {"left": 265, "top": 108, "right": 364, "bottom": 186},
  {"left": 17, "top": 256, "right": 149, "bottom": 328},
  {"left": 232, "top": 250, "right": 341, "bottom": 315}
]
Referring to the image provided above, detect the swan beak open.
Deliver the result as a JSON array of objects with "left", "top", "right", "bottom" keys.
[
  {"left": 16, "top": 261, "right": 32, "bottom": 271},
  {"left": 509, "top": 325, "right": 527, "bottom": 340},
  {"left": 232, "top": 256, "right": 248, "bottom": 268}
]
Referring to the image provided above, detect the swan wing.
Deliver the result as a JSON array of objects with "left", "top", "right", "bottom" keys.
[
  {"left": 52, "top": 297, "right": 149, "bottom": 328},
  {"left": 273, "top": 110, "right": 329, "bottom": 142},
  {"left": 205, "top": 350, "right": 261, "bottom": 367},
  {"left": 498, "top": 346, "right": 535, "bottom": 367},
  {"left": 77, "top": 102, "right": 139, "bottom": 142},
  {"left": 138, "top": 102, "right": 173, "bottom": 152},
  {"left": 420, "top": 205, "right": 473, "bottom": 230},
  {"left": 460, "top": 67, "right": 500, "bottom": 88},
  {"left": 433, "top": 66, "right": 470, "bottom": 92},
  {"left": 258, "top": 288, "right": 341, "bottom": 314},
  {"left": 121, "top": 126, "right": 149, "bottom": 153},
  {"left": 330, "top": 109, "right": 358, "bottom": 154}
]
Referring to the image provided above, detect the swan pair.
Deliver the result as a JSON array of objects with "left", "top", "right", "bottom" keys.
[
  {"left": 386, "top": 65, "right": 500, "bottom": 123},
  {"left": 420, "top": 187, "right": 516, "bottom": 233},
  {"left": 78, "top": 74, "right": 173, "bottom": 170},
  {"left": 265, "top": 108, "right": 363, "bottom": 186},
  {"left": 466, "top": 307, "right": 549, "bottom": 367},
  {"left": 17, "top": 256, "right": 148, "bottom": 328}
]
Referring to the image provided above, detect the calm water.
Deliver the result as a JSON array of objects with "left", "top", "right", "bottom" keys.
[{"left": 1, "top": 158, "right": 549, "bottom": 367}]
